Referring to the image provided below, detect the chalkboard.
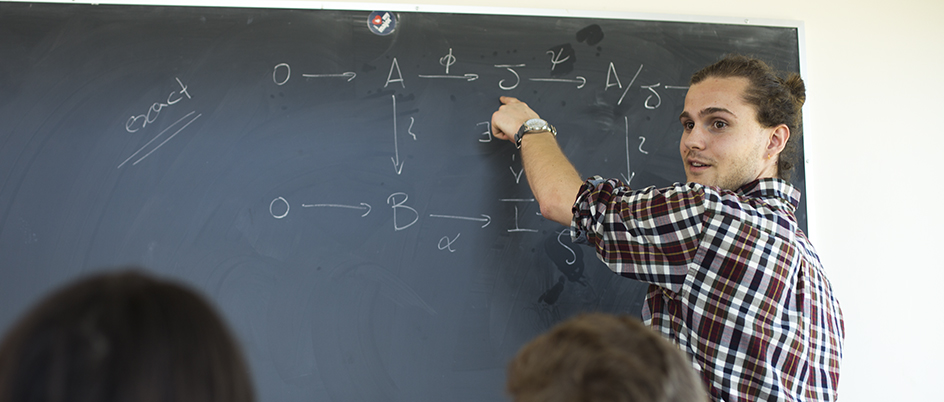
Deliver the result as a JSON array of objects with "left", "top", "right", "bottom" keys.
[{"left": 0, "top": 3, "right": 804, "bottom": 401}]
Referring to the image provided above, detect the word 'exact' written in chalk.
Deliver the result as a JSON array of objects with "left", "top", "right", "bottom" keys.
[{"left": 125, "top": 77, "right": 192, "bottom": 133}]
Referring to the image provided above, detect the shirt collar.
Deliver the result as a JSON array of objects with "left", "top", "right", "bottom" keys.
[{"left": 735, "top": 178, "right": 801, "bottom": 212}]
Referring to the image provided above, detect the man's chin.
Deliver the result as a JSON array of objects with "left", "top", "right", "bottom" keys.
[
  {"left": 688, "top": 177, "right": 738, "bottom": 191},
  {"left": 685, "top": 174, "right": 714, "bottom": 187}
]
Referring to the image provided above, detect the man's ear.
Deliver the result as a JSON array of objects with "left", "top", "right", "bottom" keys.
[{"left": 767, "top": 124, "right": 790, "bottom": 155}]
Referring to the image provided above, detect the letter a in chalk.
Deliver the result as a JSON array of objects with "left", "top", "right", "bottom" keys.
[
  {"left": 385, "top": 57, "right": 406, "bottom": 88},
  {"left": 605, "top": 62, "right": 622, "bottom": 90}
]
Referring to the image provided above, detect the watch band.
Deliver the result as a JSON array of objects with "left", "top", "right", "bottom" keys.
[{"left": 514, "top": 119, "right": 557, "bottom": 149}]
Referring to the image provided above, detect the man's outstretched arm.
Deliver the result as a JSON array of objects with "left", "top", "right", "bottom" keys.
[{"left": 490, "top": 97, "right": 583, "bottom": 226}]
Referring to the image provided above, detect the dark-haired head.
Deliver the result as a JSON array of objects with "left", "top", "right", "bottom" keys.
[
  {"left": 690, "top": 54, "right": 806, "bottom": 182},
  {"left": 0, "top": 269, "right": 255, "bottom": 402}
]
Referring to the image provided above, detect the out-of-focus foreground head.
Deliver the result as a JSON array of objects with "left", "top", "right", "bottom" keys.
[
  {"left": 0, "top": 269, "right": 255, "bottom": 402},
  {"left": 507, "top": 312, "right": 708, "bottom": 402}
]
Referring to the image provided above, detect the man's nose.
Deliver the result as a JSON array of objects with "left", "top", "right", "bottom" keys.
[{"left": 683, "top": 125, "right": 706, "bottom": 150}]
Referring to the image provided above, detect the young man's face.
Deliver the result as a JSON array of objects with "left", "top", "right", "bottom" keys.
[{"left": 678, "top": 76, "right": 777, "bottom": 190}]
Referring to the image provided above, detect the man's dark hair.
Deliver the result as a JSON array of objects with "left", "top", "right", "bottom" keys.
[
  {"left": 507, "top": 313, "right": 708, "bottom": 402},
  {"left": 690, "top": 54, "right": 806, "bottom": 182},
  {"left": 0, "top": 269, "right": 255, "bottom": 402}
]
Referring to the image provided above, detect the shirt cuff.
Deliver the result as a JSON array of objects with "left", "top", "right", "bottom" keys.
[{"left": 570, "top": 175, "right": 608, "bottom": 244}]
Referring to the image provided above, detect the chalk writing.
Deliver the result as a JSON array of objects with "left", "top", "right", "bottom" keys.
[
  {"left": 272, "top": 63, "right": 356, "bottom": 84},
  {"left": 270, "top": 196, "right": 290, "bottom": 219},
  {"left": 621, "top": 116, "right": 635, "bottom": 184},
  {"left": 428, "top": 214, "right": 491, "bottom": 228},
  {"left": 302, "top": 72, "right": 357, "bottom": 81},
  {"left": 418, "top": 73, "right": 479, "bottom": 81},
  {"left": 642, "top": 83, "right": 662, "bottom": 109},
  {"left": 273, "top": 63, "right": 290, "bottom": 85},
  {"left": 417, "top": 49, "right": 480, "bottom": 80},
  {"left": 546, "top": 48, "right": 570, "bottom": 71},
  {"left": 438, "top": 233, "right": 460, "bottom": 252},
  {"left": 557, "top": 229, "right": 577, "bottom": 265},
  {"left": 508, "top": 206, "right": 538, "bottom": 233},
  {"left": 269, "top": 197, "right": 372, "bottom": 219},
  {"left": 125, "top": 77, "right": 192, "bottom": 133},
  {"left": 501, "top": 198, "right": 538, "bottom": 233},
  {"left": 605, "top": 62, "right": 621, "bottom": 90},
  {"left": 528, "top": 76, "right": 586, "bottom": 89},
  {"left": 261, "top": 49, "right": 696, "bottom": 249},
  {"left": 271, "top": 56, "right": 686, "bottom": 104},
  {"left": 387, "top": 192, "right": 418, "bottom": 231},
  {"left": 477, "top": 121, "right": 492, "bottom": 143},
  {"left": 407, "top": 116, "right": 417, "bottom": 140},
  {"left": 391, "top": 95, "right": 416, "bottom": 174},
  {"left": 616, "top": 64, "right": 643, "bottom": 106},
  {"left": 494, "top": 64, "right": 524, "bottom": 90},
  {"left": 510, "top": 153, "right": 524, "bottom": 184},
  {"left": 441, "top": 48, "right": 456, "bottom": 74},
  {"left": 385, "top": 58, "right": 406, "bottom": 88},
  {"left": 119, "top": 110, "right": 201, "bottom": 168},
  {"left": 302, "top": 202, "right": 372, "bottom": 217}
]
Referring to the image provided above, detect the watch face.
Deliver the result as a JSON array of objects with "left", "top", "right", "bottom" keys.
[{"left": 525, "top": 118, "right": 546, "bottom": 131}]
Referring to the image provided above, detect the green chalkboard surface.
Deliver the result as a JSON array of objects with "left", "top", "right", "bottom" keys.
[{"left": 0, "top": 3, "right": 803, "bottom": 401}]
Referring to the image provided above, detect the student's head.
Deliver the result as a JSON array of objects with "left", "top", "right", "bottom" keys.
[
  {"left": 0, "top": 269, "right": 255, "bottom": 402},
  {"left": 507, "top": 313, "right": 708, "bottom": 402},
  {"left": 679, "top": 54, "right": 805, "bottom": 189}
]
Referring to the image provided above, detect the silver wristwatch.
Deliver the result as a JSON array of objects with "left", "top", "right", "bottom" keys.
[{"left": 514, "top": 118, "right": 557, "bottom": 149}]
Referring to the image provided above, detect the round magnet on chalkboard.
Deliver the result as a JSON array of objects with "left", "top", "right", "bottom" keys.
[{"left": 367, "top": 11, "right": 397, "bottom": 36}]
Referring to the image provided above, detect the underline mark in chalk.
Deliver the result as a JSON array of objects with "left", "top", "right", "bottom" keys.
[{"left": 118, "top": 110, "right": 202, "bottom": 168}]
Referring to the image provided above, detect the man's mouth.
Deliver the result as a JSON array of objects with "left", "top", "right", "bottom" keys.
[{"left": 688, "top": 160, "right": 711, "bottom": 172}]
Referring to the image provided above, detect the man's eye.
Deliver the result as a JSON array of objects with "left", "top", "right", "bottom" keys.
[
  {"left": 712, "top": 121, "right": 727, "bottom": 130},
  {"left": 683, "top": 121, "right": 694, "bottom": 130}
]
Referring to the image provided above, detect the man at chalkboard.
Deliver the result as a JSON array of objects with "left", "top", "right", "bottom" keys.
[{"left": 489, "top": 54, "right": 844, "bottom": 402}]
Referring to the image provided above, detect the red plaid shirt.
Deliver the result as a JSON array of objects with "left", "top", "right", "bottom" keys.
[{"left": 572, "top": 176, "right": 844, "bottom": 402}]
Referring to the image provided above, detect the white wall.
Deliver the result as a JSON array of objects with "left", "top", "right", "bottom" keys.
[{"left": 304, "top": 0, "right": 942, "bottom": 400}]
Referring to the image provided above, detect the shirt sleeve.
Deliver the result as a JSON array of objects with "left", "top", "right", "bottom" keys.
[{"left": 570, "top": 176, "right": 708, "bottom": 292}]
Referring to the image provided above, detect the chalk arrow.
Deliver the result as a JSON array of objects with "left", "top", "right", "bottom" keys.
[
  {"left": 301, "top": 202, "right": 372, "bottom": 217},
  {"left": 391, "top": 95, "right": 406, "bottom": 174},
  {"left": 391, "top": 156, "right": 405, "bottom": 175},
  {"left": 302, "top": 72, "right": 357, "bottom": 82},
  {"left": 621, "top": 116, "right": 635, "bottom": 185},
  {"left": 529, "top": 76, "right": 587, "bottom": 89},
  {"left": 417, "top": 73, "right": 479, "bottom": 81},
  {"left": 429, "top": 214, "right": 491, "bottom": 228}
]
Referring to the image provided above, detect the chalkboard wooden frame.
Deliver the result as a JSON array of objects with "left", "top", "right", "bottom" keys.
[{"left": 0, "top": 2, "right": 806, "bottom": 401}]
